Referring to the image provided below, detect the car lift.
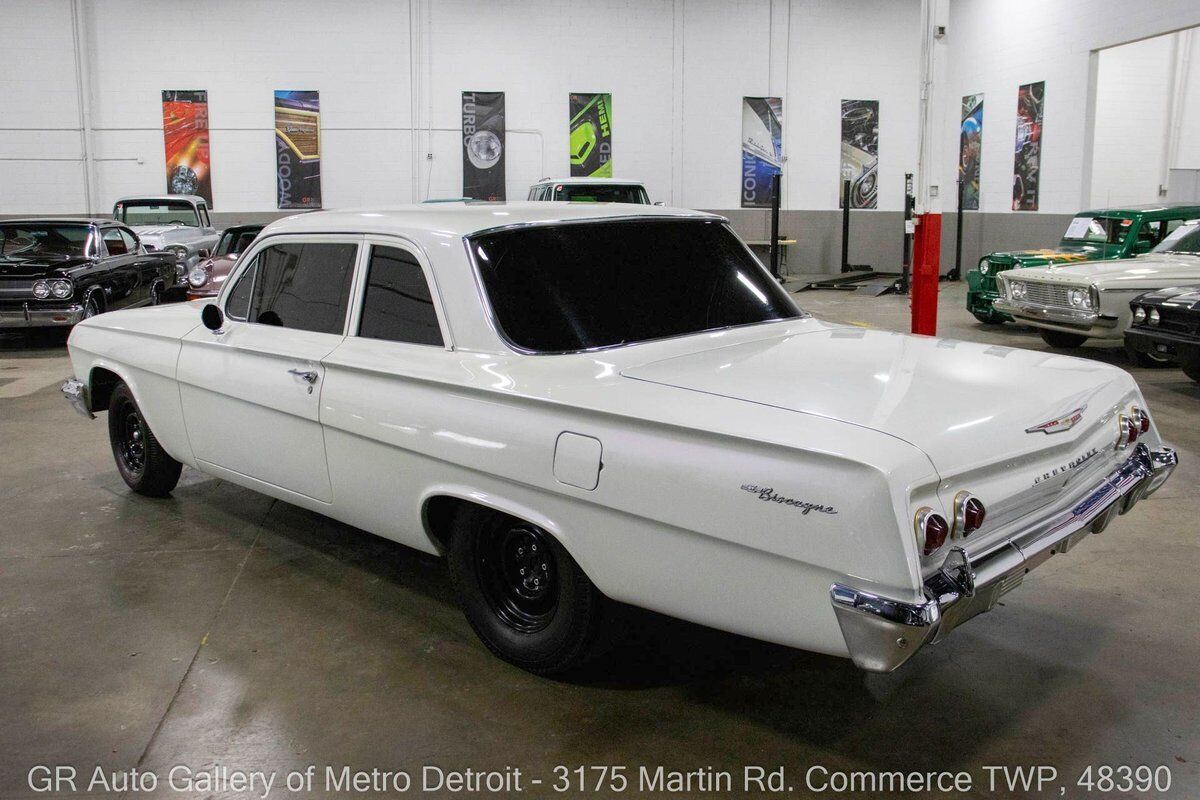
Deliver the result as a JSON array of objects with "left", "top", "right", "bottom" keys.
[{"left": 802, "top": 177, "right": 911, "bottom": 295}]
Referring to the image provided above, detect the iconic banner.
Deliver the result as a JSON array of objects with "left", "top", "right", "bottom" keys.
[
  {"left": 274, "top": 91, "right": 322, "bottom": 209},
  {"left": 569, "top": 93, "right": 612, "bottom": 177},
  {"left": 1013, "top": 81, "right": 1044, "bottom": 211},
  {"left": 161, "top": 90, "right": 212, "bottom": 206},
  {"left": 839, "top": 99, "right": 878, "bottom": 209},
  {"left": 740, "top": 97, "right": 783, "bottom": 209},
  {"left": 462, "top": 91, "right": 506, "bottom": 200},
  {"left": 959, "top": 94, "right": 983, "bottom": 210}
]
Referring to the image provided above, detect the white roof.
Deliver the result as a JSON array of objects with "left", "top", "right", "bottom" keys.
[
  {"left": 532, "top": 177, "right": 647, "bottom": 187},
  {"left": 261, "top": 202, "right": 718, "bottom": 238},
  {"left": 114, "top": 195, "right": 207, "bottom": 205}
]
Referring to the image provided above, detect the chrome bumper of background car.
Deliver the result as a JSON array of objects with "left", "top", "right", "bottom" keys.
[
  {"left": 830, "top": 443, "right": 1177, "bottom": 673},
  {"left": 992, "top": 298, "right": 1118, "bottom": 330},
  {"left": 60, "top": 377, "right": 94, "bottom": 419},
  {"left": 0, "top": 303, "right": 84, "bottom": 328}
]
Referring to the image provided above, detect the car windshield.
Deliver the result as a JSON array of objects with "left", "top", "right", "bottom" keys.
[
  {"left": 554, "top": 184, "right": 649, "bottom": 204},
  {"left": 117, "top": 200, "right": 199, "bottom": 227},
  {"left": 215, "top": 228, "right": 259, "bottom": 256},
  {"left": 0, "top": 223, "right": 94, "bottom": 261},
  {"left": 1061, "top": 215, "right": 1134, "bottom": 245},
  {"left": 1151, "top": 221, "right": 1200, "bottom": 255},
  {"left": 470, "top": 219, "right": 800, "bottom": 353}
]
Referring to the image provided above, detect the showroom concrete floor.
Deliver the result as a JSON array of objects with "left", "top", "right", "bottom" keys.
[{"left": 1, "top": 282, "right": 1197, "bottom": 799}]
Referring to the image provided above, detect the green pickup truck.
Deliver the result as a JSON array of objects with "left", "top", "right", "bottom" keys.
[{"left": 967, "top": 204, "right": 1200, "bottom": 324}]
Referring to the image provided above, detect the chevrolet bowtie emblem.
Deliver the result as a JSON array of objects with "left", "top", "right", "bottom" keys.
[{"left": 1025, "top": 405, "right": 1087, "bottom": 434}]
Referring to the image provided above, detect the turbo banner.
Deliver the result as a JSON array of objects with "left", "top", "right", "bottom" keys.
[
  {"left": 161, "top": 90, "right": 212, "bottom": 206},
  {"left": 569, "top": 93, "right": 612, "bottom": 177},
  {"left": 840, "top": 99, "right": 878, "bottom": 209},
  {"left": 462, "top": 91, "right": 506, "bottom": 200},
  {"left": 960, "top": 94, "right": 983, "bottom": 210},
  {"left": 1013, "top": 81, "right": 1044, "bottom": 211},
  {"left": 740, "top": 97, "right": 782, "bottom": 209},
  {"left": 275, "top": 91, "right": 322, "bottom": 209}
]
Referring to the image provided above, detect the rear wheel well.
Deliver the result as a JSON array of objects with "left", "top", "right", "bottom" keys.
[
  {"left": 88, "top": 367, "right": 122, "bottom": 412},
  {"left": 422, "top": 495, "right": 470, "bottom": 553}
]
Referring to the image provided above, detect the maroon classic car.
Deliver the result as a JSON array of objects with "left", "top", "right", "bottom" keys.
[{"left": 185, "top": 223, "right": 263, "bottom": 300}]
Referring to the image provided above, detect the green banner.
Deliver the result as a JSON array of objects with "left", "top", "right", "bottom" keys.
[{"left": 569, "top": 93, "right": 612, "bottom": 177}]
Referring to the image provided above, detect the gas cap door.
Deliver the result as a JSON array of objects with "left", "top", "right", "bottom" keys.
[{"left": 553, "top": 432, "right": 603, "bottom": 491}]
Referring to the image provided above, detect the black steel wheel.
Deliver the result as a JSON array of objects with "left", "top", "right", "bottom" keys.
[
  {"left": 448, "top": 504, "right": 610, "bottom": 675},
  {"left": 107, "top": 382, "right": 181, "bottom": 497}
]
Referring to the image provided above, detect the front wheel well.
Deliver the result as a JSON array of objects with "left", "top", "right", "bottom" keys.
[{"left": 88, "top": 367, "right": 122, "bottom": 412}]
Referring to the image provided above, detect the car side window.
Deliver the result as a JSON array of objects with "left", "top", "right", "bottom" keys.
[
  {"left": 225, "top": 242, "right": 357, "bottom": 333},
  {"left": 119, "top": 229, "right": 139, "bottom": 253},
  {"left": 102, "top": 228, "right": 129, "bottom": 256},
  {"left": 358, "top": 245, "right": 443, "bottom": 346}
]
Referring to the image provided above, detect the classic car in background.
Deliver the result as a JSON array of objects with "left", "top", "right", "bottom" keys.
[
  {"left": 186, "top": 223, "right": 264, "bottom": 300},
  {"left": 113, "top": 195, "right": 220, "bottom": 291},
  {"left": 0, "top": 219, "right": 177, "bottom": 328},
  {"left": 994, "top": 220, "right": 1200, "bottom": 364},
  {"left": 527, "top": 177, "right": 651, "bottom": 204},
  {"left": 61, "top": 203, "right": 1176, "bottom": 676},
  {"left": 967, "top": 204, "right": 1200, "bottom": 324},
  {"left": 1126, "top": 280, "right": 1200, "bottom": 384}
]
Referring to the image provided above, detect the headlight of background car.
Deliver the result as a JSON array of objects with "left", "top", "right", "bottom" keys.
[
  {"left": 979, "top": 262, "right": 990, "bottom": 275},
  {"left": 32, "top": 279, "right": 50, "bottom": 299},
  {"left": 1068, "top": 287, "right": 1093, "bottom": 309},
  {"left": 50, "top": 279, "right": 73, "bottom": 299},
  {"left": 1133, "top": 306, "right": 1147, "bottom": 324},
  {"left": 168, "top": 245, "right": 189, "bottom": 262},
  {"left": 1149, "top": 308, "right": 1160, "bottom": 326},
  {"left": 1010, "top": 281, "right": 1027, "bottom": 300},
  {"left": 187, "top": 264, "right": 210, "bottom": 288}
]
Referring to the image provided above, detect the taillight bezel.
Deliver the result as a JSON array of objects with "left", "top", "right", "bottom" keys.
[{"left": 915, "top": 506, "right": 951, "bottom": 557}]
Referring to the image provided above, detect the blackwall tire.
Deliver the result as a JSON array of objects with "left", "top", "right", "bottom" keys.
[
  {"left": 1039, "top": 329, "right": 1088, "bottom": 349},
  {"left": 1181, "top": 354, "right": 1200, "bottom": 384},
  {"left": 447, "top": 504, "right": 609, "bottom": 675},
  {"left": 1124, "top": 342, "right": 1174, "bottom": 368},
  {"left": 107, "top": 382, "right": 182, "bottom": 497}
]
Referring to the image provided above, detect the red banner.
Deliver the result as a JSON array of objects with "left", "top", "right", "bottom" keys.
[{"left": 161, "top": 90, "right": 212, "bottom": 206}]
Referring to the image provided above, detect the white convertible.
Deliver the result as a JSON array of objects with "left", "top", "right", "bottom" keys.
[
  {"left": 994, "top": 220, "right": 1200, "bottom": 363},
  {"left": 61, "top": 203, "right": 1177, "bottom": 675}
]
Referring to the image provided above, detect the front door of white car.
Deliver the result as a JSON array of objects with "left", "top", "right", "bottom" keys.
[{"left": 177, "top": 237, "right": 362, "bottom": 503}]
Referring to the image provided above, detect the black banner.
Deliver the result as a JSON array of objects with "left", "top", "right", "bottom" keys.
[
  {"left": 275, "top": 91, "right": 322, "bottom": 209},
  {"left": 462, "top": 91, "right": 506, "bottom": 200}
]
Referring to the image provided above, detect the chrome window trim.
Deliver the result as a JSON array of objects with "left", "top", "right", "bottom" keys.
[
  {"left": 351, "top": 235, "right": 455, "bottom": 351},
  {"left": 460, "top": 216, "right": 804, "bottom": 357}
]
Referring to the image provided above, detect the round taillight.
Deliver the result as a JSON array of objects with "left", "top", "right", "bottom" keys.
[
  {"left": 1134, "top": 407, "right": 1150, "bottom": 434},
  {"left": 916, "top": 507, "right": 950, "bottom": 556}
]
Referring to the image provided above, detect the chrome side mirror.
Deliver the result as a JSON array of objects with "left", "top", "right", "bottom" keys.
[{"left": 201, "top": 303, "right": 224, "bottom": 334}]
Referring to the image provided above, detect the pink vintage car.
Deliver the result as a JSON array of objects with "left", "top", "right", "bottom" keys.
[{"left": 185, "top": 223, "right": 263, "bottom": 300}]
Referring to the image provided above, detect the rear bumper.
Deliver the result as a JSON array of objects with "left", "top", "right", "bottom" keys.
[
  {"left": 0, "top": 302, "right": 84, "bottom": 328},
  {"left": 830, "top": 443, "right": 1178, "bottom": 672}
]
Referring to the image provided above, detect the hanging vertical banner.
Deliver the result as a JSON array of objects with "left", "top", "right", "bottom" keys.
[
  {"left": 275, "top": 91, "right": 322, "bottom": 209},
  {"left": 569, "top": 93, "right": 612, "bottom": 177},
  {"left": 462, "top": 91, "right": 506, "bottom": 200},
  {"left": 839, "top": 99, "right": 878, "bottom": 209},
  {"left": 959, "top": 94, "right": 984, "bottom": 210},
  {"left": 1013, "top": 81, "right": 1044, "bottom": 211},
  {"left": 740, "top": 97, "right": 783, "bottom": 208},
  {"left": 161, "top": 90, "right": 212, "bottom": 206}
]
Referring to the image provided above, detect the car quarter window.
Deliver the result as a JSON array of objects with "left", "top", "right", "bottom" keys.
[
  {"left": 102, "top": 227, "right": 129, "bottom": 256},
  {"left": 357, "top": 245, "right": 443, "bottom": 346},
  {"left": 118, "top": 228, "right": 138, "bottom": 253},
  {"left": 225, "top": 242, "right": 357, "bottom": 334}
]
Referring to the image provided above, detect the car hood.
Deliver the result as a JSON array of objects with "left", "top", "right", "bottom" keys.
[
  {"left": 1133, "top": 284, "right": 1200, "bottom": 309},
  {"left": 1009, "top": 253, "right": 1200, "bottom": 288},
  {"left": 0, "top": 256, "right": 90, "bottom": 278},
  {"left": 131, "top": 225, "right": 199, "bottom": 243},
  {"left": 624, "top": 326, "right": 1137, "bottom": 484},
  {"left": 988, "top": 245, "right": 1108, "bottom": 266}
]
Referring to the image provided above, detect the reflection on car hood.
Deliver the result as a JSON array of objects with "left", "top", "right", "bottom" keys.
[
  {"left": 1008, "top": 253, "right": 1200, "bottom": 288},
  {"left": 0, "top": 256, "right": 90, "bottom": 277},
  {"left": 131, "top": 224, "right": 201, "bottom": 244}
]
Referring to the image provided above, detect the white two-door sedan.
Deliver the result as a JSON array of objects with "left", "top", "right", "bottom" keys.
[
  {"left": 61, "top": 203, "right": 1177, "bottom": 675},
  {"left": 994, "top": 220, "right": 1200, "bottom": 364}
]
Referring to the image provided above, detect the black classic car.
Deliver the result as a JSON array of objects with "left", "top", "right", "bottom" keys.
[
  {"left": 0, "top": 219, "right": 179, "bottom": 329},
  {"left": 1127, "top": 286, "right": 1200, "bottom": 384}
]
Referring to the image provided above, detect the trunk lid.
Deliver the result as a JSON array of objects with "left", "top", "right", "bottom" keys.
[{"left": 622, "top": 327, "right": 1139, "bottom": 535}]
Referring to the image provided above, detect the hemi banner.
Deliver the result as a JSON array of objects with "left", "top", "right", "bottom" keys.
[
  {"left": 462, "top": 91, "right": 506, "bottom": 200},
  {"left": 741, "top": 97, "right": 783, "bottom": 208},
  {"left": 959, "top": 94, "right": 984, "bottom": 210},
  {"left": 569, "top": 93, "right": 612, "bottom": 177},
  {"left": 1013, "top": 81, "right": 1044, "bottom": 211},
  {"left": 275, "top": 91, "right": 322, "bottom": 209},
  {"left": 161, "top": 90, "right": 212, "bottom": 206},
  {"left": 839, "top": 99, "right": 878, "bottom": 209}
]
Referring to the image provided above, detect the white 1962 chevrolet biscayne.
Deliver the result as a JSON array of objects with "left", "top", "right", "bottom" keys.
[{"left": 61, "top": 203, "right": 1177, "bottom": 675}]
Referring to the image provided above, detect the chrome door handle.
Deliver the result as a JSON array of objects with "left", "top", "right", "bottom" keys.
[{"left": 288, "top": 369, "right": 318, "bottom": 384}]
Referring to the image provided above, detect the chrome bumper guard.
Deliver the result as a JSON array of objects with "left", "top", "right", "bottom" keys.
[
  {"left": 830, "top": 443, "right": 1177, "bottom": 672},
  {"left": 992, "top": 298, "right": 1118, "bottom": 330},
  {"left": 60, "top": 377, "right": 94, "bottom": 419}
]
